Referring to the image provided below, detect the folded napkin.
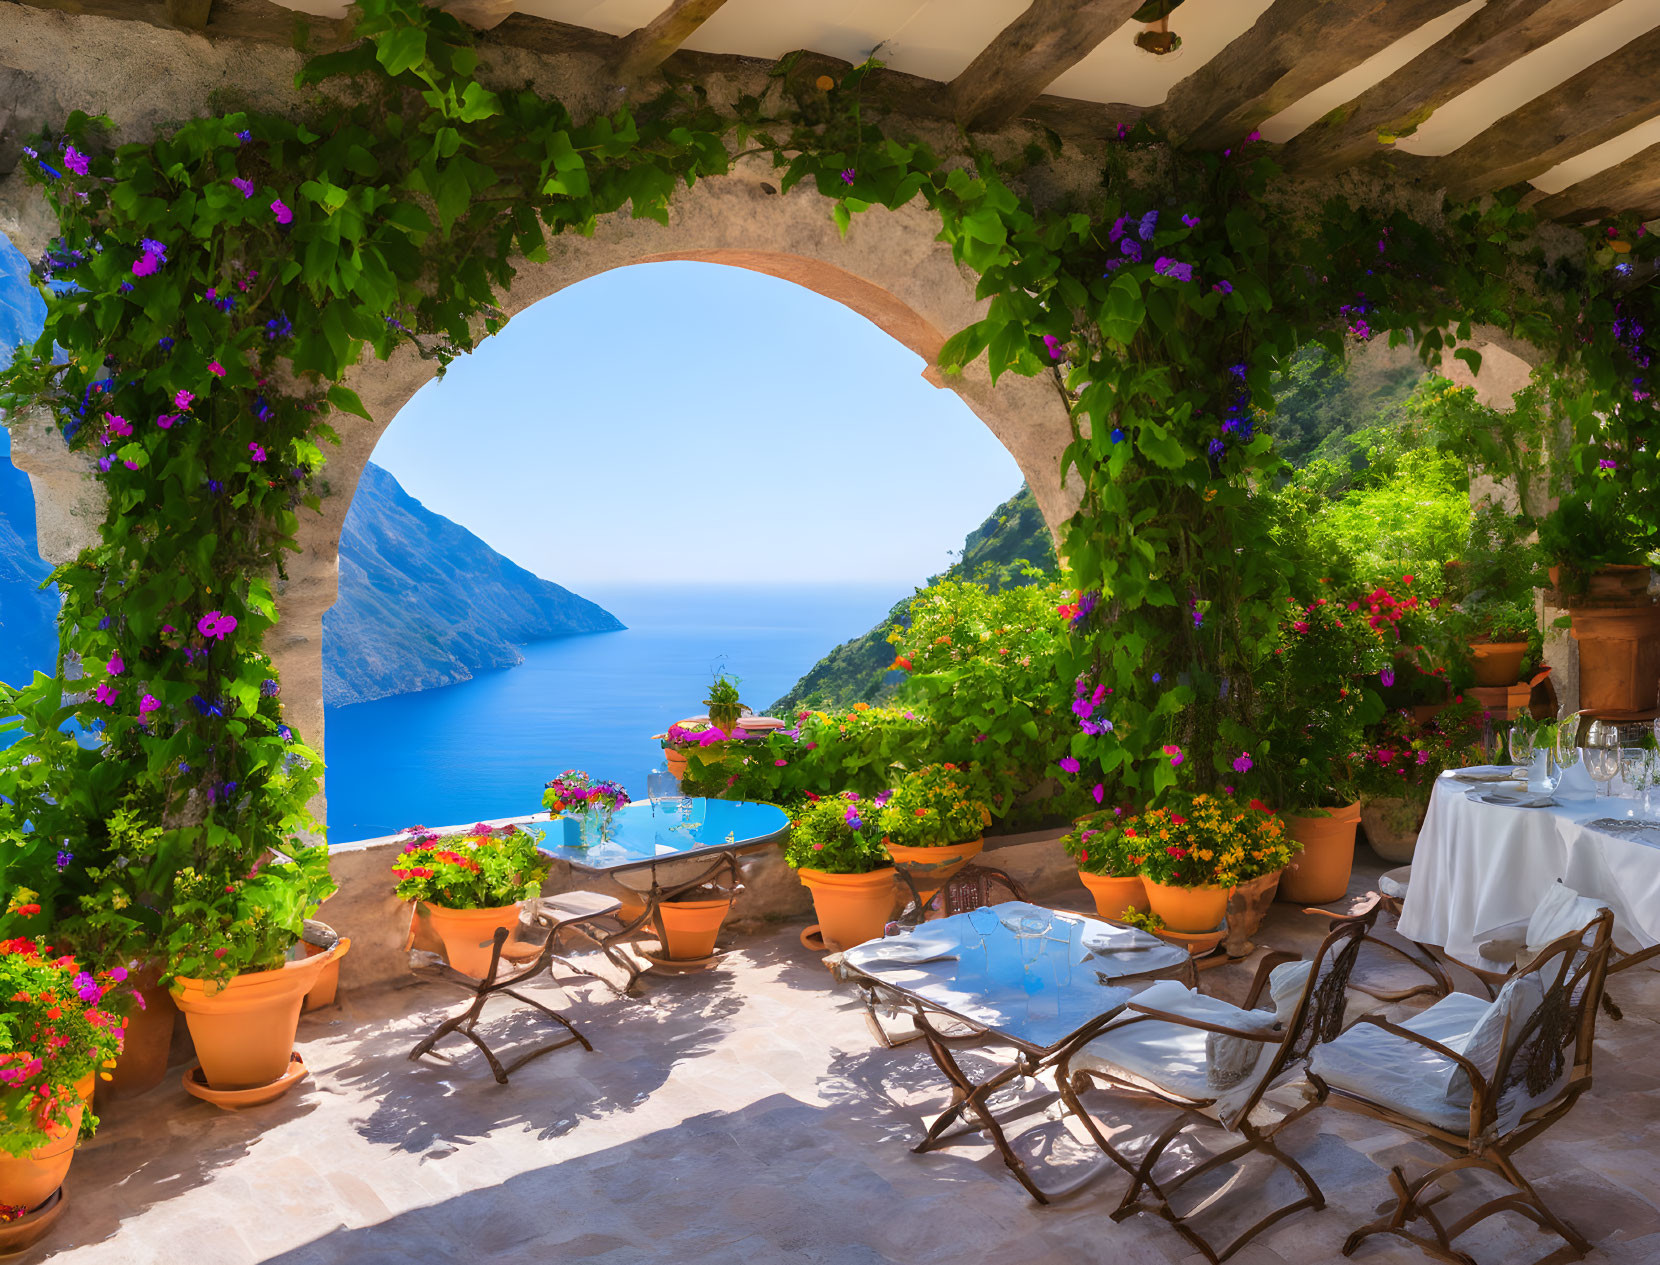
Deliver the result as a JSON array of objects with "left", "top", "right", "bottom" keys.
[
  {"left": 1082, "top": 926, "right": 1153, "bottom": 954},
  {"left": 1449, "top": 765, "right": 1526, "bottom": 784},
  {"left": 1474, "top": 788, "right": 1557, "bottom": 808},
  {"left": 1555, "top": 761, "right": 1596, "bottom": 799}
]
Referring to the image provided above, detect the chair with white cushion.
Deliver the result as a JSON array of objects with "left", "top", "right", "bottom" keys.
[
  {"left": 1055, "top": 901, "right": 1378, "bottom": 1263},
  {"left": 1307, "top": 907, "right": 1614, "bottom": 1263},
  {"left": 1340, "top": 865, "right": 1455, "bottom": 1005}
]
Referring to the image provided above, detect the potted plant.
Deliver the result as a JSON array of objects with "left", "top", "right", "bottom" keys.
[
  {"left": 1223, "top": 799, "right": 1298, "bottom": 948},
  {"left": 704, "top": 672, "right": 744, "bottom": 737},
  {"left": 784, "top": 792, "right": 894, "bottom": 952},
  {"left": 1352, "top": 701, "right": 1482, "bottom": 863},
  {"left": 0, "top": 938, "right": 128, "bottom": 1251},
  {"left": 876, "top": 763, "right": 991, "bottom": 897},
  {"left": 655, "top": 883, "right": 733, "bottom": 961},
  {"left": 543, "top": 770, "right": 630, "bottom": 847},
  {"left": 1444, "top": 503, "right": 1544, "bottom": 688},
  {"left": 1063, "top": 810, "right": 1150, "bottom": 919},
  {"left": 168, "top": 841, "right": 341, "bottom": 1096},
  {"left": 393, "top": 824, "right": 550, "bottom": 979},
  {"left": 1124, "top": 794, "right": 1247, "bottom": 932},
  {"left": 1253, "top": 594, "right": 1383, "bottom": 905},
  {"left": 659, "top": 720, "right": 754, "bottom": 782}
]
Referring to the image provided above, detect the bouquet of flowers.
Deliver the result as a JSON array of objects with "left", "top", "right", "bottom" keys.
[
  {"left": 783, "top": 793, "right": 890, "bottom": 874},
  {"left": 0, "top": 938, "right": 130, "bottom": 1163},
  {"left": 542, "top": 771, "right": 631, "bottom": 816},
  {"left": 877, "top": 764, "right": 991, "bottom": 849},
  {"left": 390, "top": 823, "right": 550, "bottom": 910}
]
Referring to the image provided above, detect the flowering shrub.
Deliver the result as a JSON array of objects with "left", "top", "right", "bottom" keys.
[
  {"left": 391, "top": 824, "right": 550, "bottom": 910},
  {"left": 163, "top": 840, "right": 336, "bottom": 982},
  {"left": 1351, "top": 701, "right": 1484, "bottom": 800},
  {"left": 1117, "top": 794, "right": 1282, "bottom": 888},
  {"left": 542, "top": 771, "right": 630, "bottom": 816},
  {"left": 782, "top": 793, "right": 890, "bottom": 874},
  {"left": 0, "top": 939, "right": 129, "bottom": 1158},
  {"left": 877, "top": 764, "right": 991, "bottom": 848},
  {"left": 1062, "top": 810, "right": 1141, "bottom": 878}
]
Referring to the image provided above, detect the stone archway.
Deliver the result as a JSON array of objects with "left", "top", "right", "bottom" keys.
[{"left": 261, "top": 156, "right": 1080, "bottom": 825}]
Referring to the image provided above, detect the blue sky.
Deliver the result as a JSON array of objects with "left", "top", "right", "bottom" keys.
[{"left": 372, "top": 261, "right": 1023, "bottom": 586}]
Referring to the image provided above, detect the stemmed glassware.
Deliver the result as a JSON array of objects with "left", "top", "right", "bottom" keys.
[
  {"left": 1508, "top": 722, "right": 1535, "bottom": 773},
  {"left": 1555, "top": 711, "right": 1582, "bottom": 783},
  {"left": 967, "top": 905, "right": 1001, "bottom": 974},
  {"left": 1002, "top": 909, "right": 1052, "bottom": 991},
  {"left": 1584, "top": 719, "right": 1621, "bottom": 798}
]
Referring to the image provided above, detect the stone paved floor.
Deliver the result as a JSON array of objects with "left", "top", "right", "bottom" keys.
[{"left": 27, "top": 853, "right": 1660, "bottom": 1265}]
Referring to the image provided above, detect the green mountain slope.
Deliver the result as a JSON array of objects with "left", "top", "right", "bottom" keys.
[{"left": 770, "top": 484, "right": 1056, "bottom": 713}]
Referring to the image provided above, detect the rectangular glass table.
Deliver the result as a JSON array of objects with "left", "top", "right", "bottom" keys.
[
  {"left": 534, "top": 797, "right": 789, "bottom": 991},
  {"left": 839, "top": 900, "right": 1194, "bottom": 1203}
]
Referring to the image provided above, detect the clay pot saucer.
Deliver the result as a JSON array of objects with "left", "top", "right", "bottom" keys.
[
  {"left": 635, "top": 941, "right": 729, "bottom": 974},
  {"left": 1152, "top": 924, "right": 1227, "bottom": 958},
  {"left": 182, "top": 1052, "right": 308, "bottom": 1110},
  {"left": 0, "top": 1187, "right": 66, "bottom": 1257},
  {"left": 799, "top": 924, "right": 830, "bottom": 954}
]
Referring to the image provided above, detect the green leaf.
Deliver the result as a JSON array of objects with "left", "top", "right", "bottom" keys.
[{"left": 375, "top": 27, "right": 428, "bottom": 78}]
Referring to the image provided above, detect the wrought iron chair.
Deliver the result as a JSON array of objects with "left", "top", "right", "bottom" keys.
[
  {"left": 1055, "top": 900, "right": 1380, "bottom": 1263},
  {"left": 408, "top": 891, "right": 624, "bottom": 1083},
  {"left": 1307, "top": 908, "right": 1615, "bottom": 1263},
  {"left": 1340, "top": 865, "right": 1455, "bottom": 1005}
]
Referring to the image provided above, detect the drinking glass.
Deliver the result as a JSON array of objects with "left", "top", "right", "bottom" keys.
[
  {"left": 1480, "top": 714, "right": 1499, "bottom": 766},
  {"left": 1508, "top": 723, "right": 1534, "bottom": 771},
  {"left": 1621, "top": 746, "right": 1650, "bottom": 810},
  {"left": 1584, "top": 720, "right": 1620, "bottom": 798},
  {"left": 1555, "top": 713, "right": 1582, "bottom": 777},
  {"left": 967, "top": 905, "right": 1001, "bottom": 974},
  {"left": 1002, "top": 909, "right": 1052, "bottom": 991}
]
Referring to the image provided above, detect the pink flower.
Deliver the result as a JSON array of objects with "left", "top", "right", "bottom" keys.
[
  {"left": 156, "top": 413, "right": 179, "bottom": 429},
  {"left": 1091, "top": 783, "right": 1104, "bottom": 804},
  {"left": 1232, "top": 751, "right": 1253, "bottom": 773},
  {"left": 232, "top": 177, "right": 254, "bottom": 198},
  {"left": 106, "top": 654, "right": 124, "bottom": 676},
  {"left": 1058, "top": 756, "right": 1080, "bottom": 774},
  {"left": 249, "top": 442, "right": 266, "bottom": 462},
  {"left": 271, "top": 199, "right": 292, "bottom": 225},
  {"left": 774, "top": 759, "right": 787, "bottom": 767},
  {"left": 63, "top": 145, "right": 90, "bottom": 175},
  {"left": 174, "top": 389, "right": 195, "bottom": 410},
  {"left": 139, "top": 694, "right": 159, "bottom": 716},
  {"left": 1162, "top": 744, "right": 1183, "bottom": 766},
  {"left": 103, "top": 412, "right": 133, "bottom": 442},
  {"left": 95, "top": 682, "right": 119, "bottom": 705},
  {"left": 132, "top": 252, "right": 159, "bottom": 277},
  {"left": 197, "top": 610, "right": 238, "bottom": 640},
  {"left": 208, "top": 362, "right": 226, "bottom": 377},
  {"left": 1292, "top": 620, "right": 1310, "bottom": 633}
]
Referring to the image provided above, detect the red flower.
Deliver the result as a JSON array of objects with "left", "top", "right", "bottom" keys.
[
  {"left": 1171, "top": 815, "right": 1187, "bottom": 825},
  {"left": 1249, "top": 798, "right": 1272, "bottom": 814},
  {"left": 13, "top": 905, "right": 39, "bottom": 918},
  {"left": 891, "top": 656, "right": 913, "bottom": 671},
  {"left": 1166, "top": 846, "right": 1188, "bottom": 859}
]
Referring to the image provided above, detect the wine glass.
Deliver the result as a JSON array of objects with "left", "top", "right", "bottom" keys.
[
  {"left": 1002, "top": 909, "right": 1052, "bottom": 990},
  {"left": 967, "top": 904, "right": 1001, "bottom": 974},
  {"left": 1555, "top": 712, "right": 1582, "bottom": 779},
  {"left": 1509, "top": 723, "right": 1535, "bottom": 772},
  {"left": 1584, "top": 720, "right": 1621, "bottom": 798},
  {"left": 1480, "top": 714, "right": 1499, "bottom": 766}
]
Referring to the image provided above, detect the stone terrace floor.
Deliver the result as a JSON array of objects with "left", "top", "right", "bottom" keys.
[{"left": 29, "top": 852, "right": 1660, "bottom": 1265}]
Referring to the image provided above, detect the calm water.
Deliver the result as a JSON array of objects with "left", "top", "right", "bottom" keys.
[{"left": 322, "top": 583, "right": 903, "bottom": 842}]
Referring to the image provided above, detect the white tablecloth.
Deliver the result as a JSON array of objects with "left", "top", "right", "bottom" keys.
[{"left": 1397, "top": 770, "right": 1660, "bottom": 965}]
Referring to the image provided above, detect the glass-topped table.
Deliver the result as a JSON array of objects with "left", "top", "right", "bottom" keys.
[
  {"left": 840, "top": 901, "right": 1194, "bottom": 1202},
  {"left": 534, "top": 798, "right": 789, "bottom": 991}
]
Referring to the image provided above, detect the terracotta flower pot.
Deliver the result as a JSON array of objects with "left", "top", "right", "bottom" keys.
[
  {"left": 1470, "top": 639, "right": 1529, "bottom": 687},
  {"left": 1278, "top": 802, "right": 1362, "bottom": 905},
  {"left": 1077, "top": 871, "right": 1148, "bottom": 920},
  {"left": 664, "top": 749, "right": 689, "bottom": 780},
  {"left": 302, "top": 936, "right": 351, "bottom": 1011},
  {"left": 1569, "top": 563, "right": 1653, "bottom": 607},
  {"left": 1142, "top": 879, "right": 1232, "bottom": 933},
  {"left": 1223, "top": 868, "right": 1283, "bottom": 955},
  {"left": 884, "top": 837, "right": 983, "bottom": 898},
  {"left": 101, "top": 961, "right": 178, "bottom": 1100},
  {"left": 0, "top": 1073, "right": 92, "bottom": 1215},
  {"left": 1360, "top": 795, "right": 1428, "bottom": 864},
  {"left": 171, "top": 948, "right": 339, "bottom": 1092},
  {"left": 796, "top": 867, "right": 896, "bottom": 952},
  {"left": 423, "top": 902, "right": 523, "bottom": 979},
  {"left": 1570, "top": 603, "right": 1660, "bottom": 715},
  {"left": 658, "top": 897, "right": 731, "bottom": 960}
]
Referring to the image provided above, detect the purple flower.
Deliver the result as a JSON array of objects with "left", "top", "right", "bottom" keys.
[
  {"left": 1108, "top": 216, "right": 1129, "bottom": 243},
  {"left": 119, "top": 282, "right": 133, "bottom": 293},
  {"left": 56, "top": 850, "right": 74, "bottom": 870},
  {"left": 277, "top": 724, "right": 292, "bottom": 741},
  {"left": 840, "top": 168, "right": 855, "bottom": 185},
  {"left": 1232, "top": 752, "right": 1253, "bottom": 773},
  {"left": 1181, "top": 213, "right": 1200, "bottom": 228},
  {"left": 106, "top": 654, "right": 124, "bottom": 676},
  {"left": 1154, "top": 256, "right": 1194, "bottom": 282},
  {"left": 271, "top": 199, "right": 293, "bottom": 225},
  {"left": 1059, "top": 756, "right": 1081, "bottom": 774},
  {"left": 1072, "top": 590, "right": 1099, "bottom": 629},
  {"left": 1137, "top": 210, "right": 1159, "bottom": 241},
  {"left": 1207, "top": 438, "right": 1225, "bottom": 458},
  {"left": 1380, "top": 667, "right": 1396, "bottom": 688},
  {"left": 95, "top": 682, "right": 119, "bottom": 705},
  {"left": 873, "top": 790, "right": 893, "bottom": 807},
  {"left": 1091, "top": 783, "right": 1104, "bottom": 804},
  {"left": 1121, "top": 239, "right": 1142, "bottom": 262},
  {"left": 198, "top": 610, "right": 238, "bottom": 640},
  {"left": 1151, "top": 672, "right": 1162, "bottom": 684},
  {"left": 175, "top": 389, "right": 195, "bottom": 410},
  {"left": 63, "top": 145, "right": 90, "bottom": 175},
  {"left": 97, "top": 618, "right": 111, "bottom": 631},
  {"left": 139, "top": 694, "right": 159, "bottom": 716},
  {"left": 265, "top": 312, "right": 293, "bottom": 340},
  {"left": 1599, "top": 458, "right": 1618, "bottom": 469},
  {"left": 97, "top": 455, "right": 114, "bottom": 472},
  {"left": 1110, "top": 428, "right": 1125, "bottom": 444},
  {"left": 1042, "top": 334, "right": 1065, "bottom": 361},
  {"left": 260, "top": 678, "right": 280, "bottom": 697},
  {"left": 1213, "top": 280, "right": 1233, "bottom": 295},
  {"left": 158, "top": 337, "right": 175, "bottom": 352},
  {"left": 845, "top": 808, "right": 863, "bottom": 830},
  {"left": 232, "top": 177, "right": 255, "bottom": 198},
  {"left": 132, "top": 252, "right": 159, "bottom": 278},
  {"left": 156, "top": 413, "right": 180, "bottom": 429},
  {"left": 237, "top": 129, "right": 252, "bottom": 142},
  {"left": 249, "top": 442, "right": 267, "bottom": 462}
]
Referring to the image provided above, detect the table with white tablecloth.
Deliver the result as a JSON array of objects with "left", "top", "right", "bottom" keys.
[{"left": 1397, "top": 768, "right": 1660, "bottom": 966}]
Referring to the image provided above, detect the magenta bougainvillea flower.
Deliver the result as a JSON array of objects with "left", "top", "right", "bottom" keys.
[
  {"left": 63, "top": 145, "right": 90, "bottom": 175},
  {"left": 248, "top": 442, "right": 267, "bottom": 462},
  {"left": 102, "top": 413, "right": 133, "bottom": 443},
  {"left": 197, "top": 610, "right": 238, "bottom": 640},
  {"left": 1162, "top": 744, "right": 1184, "bottom": 766},
  {"left": 94, "top": 683, "right": 119, "bottom": 705},
  {"left": 1058, "top": 756, "right": 1080, "bottom": 774},
  {"left": 1092, "top": 783, "right": 1105, "bottom": 804},
  {"left": 174, "top": 389, "right": 195, "bottom": 410},
  {"left": 156, "top": 413, "right": 179, "bottom": 429},
  {"left": 106, "top": 655, "right": 124, "bottom": 676},
  {"left": 271, "top": 199, "right": 293, "bottom": 224},
  {"left": 232, "top": 177, "right": 254, "bottom": 198},
  {"left": 139, "top": 694, "right": 159, "bottom": 716},
  {"left": 1042, "top": 334, "right": 1065, "bottom": 361},
  {"left": 1232, "top": 751, "right": 1253, "bottom": 773},
  {"left": 208, "top": 362, "right": 226, "bottom": 377}
]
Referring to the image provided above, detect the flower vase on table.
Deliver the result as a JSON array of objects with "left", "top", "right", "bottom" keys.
[{"left": 543, "top": 770, "right": 631, "bottom": 849}]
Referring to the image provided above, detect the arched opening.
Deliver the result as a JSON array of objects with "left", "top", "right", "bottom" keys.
[{"left": 317, "top": 257, "right": 1056, "bottom": 839}]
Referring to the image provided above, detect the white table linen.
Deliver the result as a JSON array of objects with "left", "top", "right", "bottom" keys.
[{"left": 1397, "top": 771, "right": 1659, "bottom": 965}]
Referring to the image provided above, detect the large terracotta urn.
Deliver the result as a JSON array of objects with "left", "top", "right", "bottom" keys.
[
  {"left": 884, "top": 837, "right": 983, "bottom": 899},
  {"left": 1077, "top": 872, "right": 1149, "bottom": 920},
  {"left": 171, "top": 948, "right": 341, "bottom": 1092},
  {"left": 796, "top": 868, "right": 895, "bottom": 952},
  {"left": 423, "top": 902, "right": 523, "bottom": 979},
  {"left": 1360, "top": 795, "right": 1428, "bottom": 864},
  {"left": 1142, "top": 879, "right": 1231, "bottom": 933}
]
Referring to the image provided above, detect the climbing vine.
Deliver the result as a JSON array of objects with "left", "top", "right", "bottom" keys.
[{"left": 0, "top": 0, "right": 1655, "bottom": 973}]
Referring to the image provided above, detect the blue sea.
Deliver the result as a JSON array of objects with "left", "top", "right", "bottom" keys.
[{"left": 322, "top": 583, "right": 904, "bottom": 843}]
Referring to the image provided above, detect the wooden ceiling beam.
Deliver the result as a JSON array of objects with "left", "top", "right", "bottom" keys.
[
  {"left": 1533, "top": 140, "right": 1660, "bottom": 222},
  {"left": 949, "top": 0, "right": 1143, "bottom": 133},
  {"left": 1436, "top": 24, "right": 1660, "bottom": 201},
  {"left": 1282, "top": 0, "right": 1627, "bottom": 176},
  {"left": 613, "top": 0, "right": 730, "bottom": 83},
  {"left": 1155, "top": 0, "right": 1469, "bottom": 150}
]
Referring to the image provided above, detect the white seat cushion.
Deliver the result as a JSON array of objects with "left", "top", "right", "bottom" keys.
[
  {"left": 1311, "top": 993, "right": 1488, "bottom": 1133},
  {"left": 1525, "top": 882, "right": 1606, "bottom": 956},
  {"left": 1072, "top": 1017, "right": 1217, "bottom": 1103},
  {"left": 1446, "top": 972, "right": 1544, "bottom": 1100},
  {"left": 1379, "top": 867, "right": 1411, "bottom": 901}
]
